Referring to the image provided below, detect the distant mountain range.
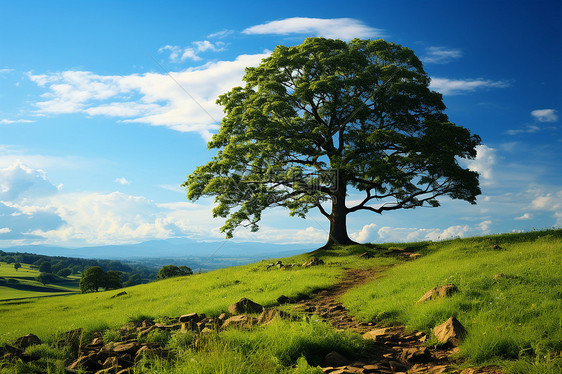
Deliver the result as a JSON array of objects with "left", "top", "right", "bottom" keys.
[{"left": 1, "top": 238, "right": 314, "bottom": 270}]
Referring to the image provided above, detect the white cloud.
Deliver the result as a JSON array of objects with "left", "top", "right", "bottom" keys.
[
  {"left": 465, "top": 145, "right": 496, "bottom": 185},
  {"left": 115, "top": 177, "right": 130, "bottom": 185},
  {"left": 422, "top": 46, "right": 462, "bottom": 64},
  {"left": 531, "top": 109, "right": 558, "bottom": 123},
  {"left": 159, "top": 40, "right": 225, "bottom": 63},
  {"left": 160, "top": 184, "right": 184, "bottom": 193},
  {"left": 0, "top": 228, "right": 11, "bottom": 234},
  {"left": 243, "top": 17, "right": 383, "bottom": 40},
  {"left": 531, "top": 190, "right": 562, "bottom": 225},
  {"left": 430, "top": 77, "right": 510, "bottom": 95},
  {"left": 208, "top": 29, "right": 234, "bottom": 39},
  {"left": 0, "top": 119, "right": 34, "bottom": 124},
  {"left": 0, "top": 162, "right": 58, "bottom": 201},
  {"left": 28, "top": 53, "right": 268, "bottom": 141},
  {"left": 0, "top": 68, "right": 14, "bottom": 75},
  {"left": 350, "top": 223, "right": 377, "bottom": 242},
  {"left": 514, "top": 213, "right": 532, "bottom": 220}
]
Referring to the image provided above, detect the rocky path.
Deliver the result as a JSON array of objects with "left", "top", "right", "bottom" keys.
[{"left": 296, "top": 267, "right": 502, "bottom": 374}]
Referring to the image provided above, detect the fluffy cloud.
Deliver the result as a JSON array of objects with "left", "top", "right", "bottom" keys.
[
  {"left": 531, "top": 109, "right": 558, "bottom": 123},
  {"left": 531, "top": 190, "right": 562, "bottom": 225},
  {"left": 422, "top": 47, "right": 462, "bottom": 64},
  {"left": 28, "top": 53, "right": 268, "bottom": 140},
  {"left": 352, "top": 221, "right": 490, "bottom": 243},
  {"left": 430, "top": 77, "right": 510, "bottom": 95},
  {"left": 158, "top": 40, "right": 225, "bottom": 62},
  {"left": 115, "top": 177, "right": 130, "bottom": 185},
  {"left": 464, "top": 145, "right": 497, "bottom": 185},
  {"left": 0, "top": 162, "right": 58, "bottom": 201},
  {"left": 243, "top": 17, "right": 383, "bottom": 40}
]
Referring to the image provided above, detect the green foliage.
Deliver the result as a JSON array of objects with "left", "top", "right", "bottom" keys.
[
  {"left": 79, "top": 266, "right": 105, "bottom": 293},
  {"left": 184, "top": 37, "right": 480, "bottom": 244},
  {"left": 13, "top": 263, "right": 21, "bottom": 271},
  {"left": 39, "top": 261, "right": 52, "bottom": 273},
  {"left": 79, "top": 266, "right": 123, "bottom": 293},
  {"left": 157, "top": 265, "right": 193, "bottom": 280},
  {"left": 57, "top": 268, "right": 72, "bottom": 277}
]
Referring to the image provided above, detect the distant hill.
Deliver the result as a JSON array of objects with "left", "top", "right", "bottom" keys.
[{"left": 1, "top": 238, "right": 313, "bottom": 271}]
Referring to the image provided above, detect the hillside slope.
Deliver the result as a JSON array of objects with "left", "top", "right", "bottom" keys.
[{"left": 0, "top": 230, "right": 560, "bottom": 373}]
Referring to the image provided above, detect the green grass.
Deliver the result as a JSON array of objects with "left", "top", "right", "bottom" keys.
[
  {"left": 135, "top": 318, "right": 369, "bottom": 374},
  {"left": 0, "top": 249, "right": 395, "bottom": 344},
  {"left": 342, "top": 229, "right": 562, "bottom": 371},
  {"left": 0, "top": 262, "right": 79, "bottom": 301},
  {"left": 0, "top": 230, "right": 560, "bottom": 374}
]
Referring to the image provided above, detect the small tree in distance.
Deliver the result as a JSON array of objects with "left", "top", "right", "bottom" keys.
[
  {"left": 184, "top": 38, "right": 481, "bottom": 247},
  {"left": 13, "top": 263, "right": 21, "bottom": 271},
  {"left": 157, "top": 265, "right": 193, "bottom": 280},
  {"left": 79, "top": 266, "right": 105, "bottom": 293}
]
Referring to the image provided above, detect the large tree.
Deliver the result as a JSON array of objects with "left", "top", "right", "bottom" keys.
[{"left": 184, "top": 38, "right": 481, "bottom": 247}]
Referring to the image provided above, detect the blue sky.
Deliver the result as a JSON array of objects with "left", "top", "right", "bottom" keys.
[{"left": 0, "top": 0, "right": 560, "bottom": 249}]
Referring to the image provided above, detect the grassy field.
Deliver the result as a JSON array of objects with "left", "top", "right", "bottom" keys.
[
  {"left": 0, "top": 230, "right": 560, "bottom": 373},
  {"left": 342, "top": 230, "right": 562, "bottom": 373},
  {"left": 0, "top": 262, "right": 79, "bottom": 301}
]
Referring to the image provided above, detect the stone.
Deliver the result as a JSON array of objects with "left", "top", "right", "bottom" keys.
[
  {"left": 102, "top": 356, "right": 119, "bottom": 369},
  {"left": 110, "top": 291, "right": 127, "bottom": 298},
  {"left": 409, "top": 253, "right": 422, "bottom": 259},
  {"left": 399, "top": 347, "right": 433, "bottom": 363},
  {"left": 362, "top": 327, "right": 392, "bottom": 341},
  {"left": 277, "top": 295, "right": 291, "bottom": 304},
  {"left": 433, "top": 317, "right": 467, "bottom": 346},
  {"left": 67, "top": 352, "right": 101, "bottom": 372},
  {"left": 494, "top": 273, "right": 505, "bottom": 279},
  {"left": 324, "top": 351, "right": 349, "bottom": 367},
  {"left": 228, "top": 297, "right": 263, "bottom": 314},
  {"left": 389, "top": 360, "right": 409, "bottom": 372},
  {"left": 112, "top": 341, "right": 141, "bottom": 355},
  {"left": 179, "top": 312, "right": 200, "bottom": 323},
  {"left": 14, "top": 333, "right": 41, "bottom": 349},
  {"left": 302, "top": 257, "right": 324, "bottom": 267},
  {"left": 221, "top": 315, "right": 256, "bottom": 329},
  {"left": 417, "top": 284, "right": 458, "bottom": 303}
]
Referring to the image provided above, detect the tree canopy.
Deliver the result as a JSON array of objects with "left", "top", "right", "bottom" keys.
[
  {"left": 157, "top": 265, "right": 193, "bottom": 280},
  {"left": 184, "top": 38, "right": 481, "bottom": 247}
]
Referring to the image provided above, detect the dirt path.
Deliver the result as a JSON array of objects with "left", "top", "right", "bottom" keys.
[{"left": 296, "top": 267, "right": 502, "bottom": 374}]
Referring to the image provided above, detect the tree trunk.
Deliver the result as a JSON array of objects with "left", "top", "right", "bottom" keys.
[{"left": 323, "top": 177, "right": 357, "bottom": 248}]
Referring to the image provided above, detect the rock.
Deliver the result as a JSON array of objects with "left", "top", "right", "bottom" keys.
[
  {"left": 399, "top": 347, "right": 433, "bottom": 363},
  {"left": 417, "top": 284, "right": 458, "bottom": 303},
  {"left": 228, "top": 297, "right": 263, "bottom": 314},
  {"left": 135, "top": 345, "right": 168, "bottom": 362},
  {"left": 389, "top": 360, "right": 409, "bottom": 372},
  {"left": 221, "top": 315, "right": 256, "bottom": 329},
  {"left": 67, "top": 352, "right": 101, "bottom": 372},
  {"left": 277, "top": 295, "right": 291, "bottom": 304},
  {"left": 14, "top": 333, "right": 41, "bottom": 349},
  {"left": 409, "top": 253, "right": 422, "bottom": 259},
  {"left": 140, "top": 319, "right": 154, "bottom": 328},
  {"left": 112, "top": 341, "right": 141, "bottom": 355},
  {"left": 110, "top": 291, "right": 127, "bottom": 298},
  {"left": 493, "top": 273, "right": 505, "bottom": 279},
  {"left": 138, "top": 325, "right": 157, "bottom": 337},
  {"left": 362, "top": 327, "right": 393, "bottom": 341},
  {"left": 179, "top": 312, "right": 200, "bottom": 323},
  {"left": 102, "top": 356, "right": 120, "bottom": 369},
  {"left": 324, "top": 351, "right": 349, "bottom": 367},
  {"left": 433, "top": 317, "right": 467, "bottom": 346},
  {"left": 359, "top": 252, "right": 374, "bottom": 259},
  {"left": 302, "top": 257, "right": 324, "bottom": 267}
]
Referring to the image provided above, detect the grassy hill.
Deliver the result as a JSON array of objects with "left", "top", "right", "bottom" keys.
[
  {"left": 0, "top": 262, "right": 79, "bottom": 301},
  {"left": 0, "top": 230, "right": 560, "bottom": 373}
]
